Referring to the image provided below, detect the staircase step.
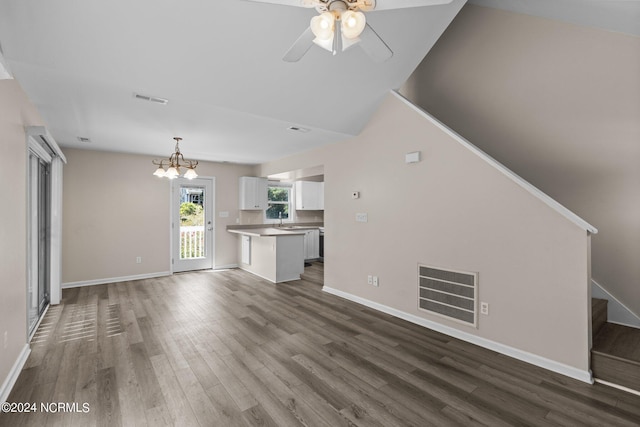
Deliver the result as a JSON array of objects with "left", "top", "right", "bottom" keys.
[
  {"left": 592, "top": 298, "right": 608, "bottom": 338},
  {"left": 592, "top": 322, "right": 640, "bottom": 393},
  {"left": 592, "top": 351, "right": 640, "bottom": 392}
]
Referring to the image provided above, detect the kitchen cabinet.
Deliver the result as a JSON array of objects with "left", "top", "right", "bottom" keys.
[
  {"left": 295, "top": 181, "right": 324, "bottom": 210},
  {"left": 304, "top": 229, "right": 320, "bottom": 260},
  {"left": 239, "top": 176, "right": 268, "bottom": 210},
  {"left": 228, "top": 228, "right": 305, "bottom": 283}
]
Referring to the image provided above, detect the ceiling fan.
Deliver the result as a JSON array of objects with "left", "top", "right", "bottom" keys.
[{"left": 245, "top": 0, "right": 454, "bottom": 62}]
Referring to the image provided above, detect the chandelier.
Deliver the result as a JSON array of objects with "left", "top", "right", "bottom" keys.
[{"left": 152, "top": 137, "right": 198, "bottom": 180}]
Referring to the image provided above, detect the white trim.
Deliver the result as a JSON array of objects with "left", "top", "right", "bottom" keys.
[
  {"left": 323, "top": 286, "right": 594, "bottom": 384},
  {"left": 49, "top": 157, "right": 64, "bottom": 305},
  {"left": 62, "top": 271, "right": 171, "bottom": 289},
  {"left": 28, "top": 304, "right": 50, "bottom": 342},
  {"left": 213, "top": 264, "right": 239, "bottom": 270},
  {"left": 594, "top": 379, "right": 640, "bottom": 397},
  {"left": 391, "top": 90, "right": 598, "bottom": 235},
  {"left": 0, "top": 49, "right": 13, "bottom": 79},
  {"left": 0, "top": 345, "right": 31, "bottom": 404},
  {"left": 591, "top": 279, "right": 640, "bottom": 329},
  {"left": 25, "top": 126, "right": 66, "bottom": 163}
]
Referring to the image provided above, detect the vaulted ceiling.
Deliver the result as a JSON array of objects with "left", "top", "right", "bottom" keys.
[
  {"left": 0, "top": 0, "right": 636, "bottom": 165},
  {"left": 0, "top": 0, "right": 465, "bottom": 164}
]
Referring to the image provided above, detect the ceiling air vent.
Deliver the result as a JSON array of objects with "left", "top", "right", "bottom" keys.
[
  {"left": 133, "top": 93, "right": 168, "bottom": 105},
  {"left": 288, "top": 126, "right": 310, "bottom": 133},
  {"left": 418, "top": 264, "right": 478, "bottom": 328}
]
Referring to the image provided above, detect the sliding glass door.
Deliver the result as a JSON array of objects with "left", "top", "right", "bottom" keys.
[{"left": 27, "top": 146, "right": 52, "bottom": 336}]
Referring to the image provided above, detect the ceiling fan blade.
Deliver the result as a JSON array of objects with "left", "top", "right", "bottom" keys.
[
  {"left": 242, "top": 0, "right": 316, "bottom": 8},
  {"left": 358, "top": 24, "right": 393, "bottom": 62},
  {"left": 371, "top": 0, "right": 454, "bottom": 11},
  {"left": 283, "top": 27, "right": 315, "bottom": 62}
]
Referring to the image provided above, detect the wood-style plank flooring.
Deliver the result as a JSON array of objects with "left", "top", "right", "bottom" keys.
[{"left": 2, "top": 263, "right": 640, "bottom": 426}]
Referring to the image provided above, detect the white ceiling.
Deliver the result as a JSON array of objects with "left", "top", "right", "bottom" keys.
[
  {"left": 0, "top": 0, "right": 466, "bottom": 164},
  {"left": 1, "top": 0, "right": 636, "bottom": 165}
]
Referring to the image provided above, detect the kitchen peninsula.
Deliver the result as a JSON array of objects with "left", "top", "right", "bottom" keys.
[{"left": 227, "top": 227, "right": 306, "bottom": 283}]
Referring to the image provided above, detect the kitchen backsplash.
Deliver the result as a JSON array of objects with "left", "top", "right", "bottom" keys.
[{"left": 238, "top": 210, "right": 323, "bottom": 225}]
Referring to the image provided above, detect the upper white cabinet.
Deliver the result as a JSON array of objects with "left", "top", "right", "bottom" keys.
[
  {"left": 295, "top": 181, "right": 324, "bottom": 210},
  {"left": 239, "top": 177, "right": 268, "bottom": 210}
]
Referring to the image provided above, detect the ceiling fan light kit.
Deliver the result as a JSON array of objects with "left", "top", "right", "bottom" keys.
[{"left": 247, "top": 0, "right": 453, "bottom": 62}]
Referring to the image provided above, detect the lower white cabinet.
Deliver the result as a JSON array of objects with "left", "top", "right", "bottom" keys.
[
  {"left": 241, "top": 235, "right": 251, "bottom": 265},
  {"left": 303, "top": 229, "right": 320, "bottom": 260}
]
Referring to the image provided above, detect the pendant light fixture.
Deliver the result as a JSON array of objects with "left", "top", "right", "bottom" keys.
[{"left": 152, "top": 137, "right": 198, "bottom": 180}]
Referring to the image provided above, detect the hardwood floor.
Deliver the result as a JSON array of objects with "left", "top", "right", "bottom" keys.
[{"left": 2, "top": 263, "right": 640, "bottom": 426}]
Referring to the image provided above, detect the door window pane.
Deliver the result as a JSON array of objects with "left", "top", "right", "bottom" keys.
[{"left": 179, "top": 187, "right": 205, "bottom": 259}]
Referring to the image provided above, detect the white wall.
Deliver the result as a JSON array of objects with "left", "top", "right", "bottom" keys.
[
  {"left": 258, "top": 92, "right": 593, "bottom": 375},
  {"left": 62, "top": 148, "right": 254, "bottom": 284},
  {"left": 401, "top": 4, "right": 640, "bottom": 317},
  {"left": 0, "top": 80, "right": 46, "bottom": 399}
]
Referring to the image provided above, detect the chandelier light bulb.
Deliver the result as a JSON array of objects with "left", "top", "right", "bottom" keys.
[
  {"left": 311, "top": 12, "right": 335, "bottom": 41},
  {"left": 341, "top": 10, "right": 366, "bottom": 39}
]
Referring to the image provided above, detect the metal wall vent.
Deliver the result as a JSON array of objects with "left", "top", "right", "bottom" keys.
[
  {"left": 418, "top": 264, "right": 478, "bottom": 327},
  {"left": 134, "top": 93, "right": 169, "bottom": 105}
]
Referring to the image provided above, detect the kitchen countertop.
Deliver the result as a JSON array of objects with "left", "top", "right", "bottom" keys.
[{"left": 227, "top": 227, "right": 308, "bottom": 237}]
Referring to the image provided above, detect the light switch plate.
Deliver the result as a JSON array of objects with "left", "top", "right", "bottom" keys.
[{"left": 355, "top": 213, "right": 368, "bottom": 223}]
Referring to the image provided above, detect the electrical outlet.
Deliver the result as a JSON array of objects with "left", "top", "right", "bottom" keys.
[
  {"left": 136, "top": 256, "right": 142, "bottom": 264},
  {"left": 373, "top": 276, "right": 379, "bottom": 287},
  {"left": 355, "top": 213, "right": 368, "bottom": 223},
  {"left": 4, "top": 331, "right": 7, "bottom": 349},
  {"left": 367, "top": 275, "right": 373, "bottom": 285},
  {"left": 480, "top": 302, "right": 489, "bottom": 315}
]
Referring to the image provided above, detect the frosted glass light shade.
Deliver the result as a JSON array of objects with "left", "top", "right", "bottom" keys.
[
  {"left": 153, "top": 167, "right": 166, "bottom": 177},
  {"left": 311, "top": 12, "right": 335, "bottom": 41},
  {"left": 165, "top": 166, "right": 179, "bottom": 179},
  {"left": 341, "top": 10, "right": 365, "bottom": 39},
  {"left": 184, "top": 168, "right": 198, "bottom": 180}
]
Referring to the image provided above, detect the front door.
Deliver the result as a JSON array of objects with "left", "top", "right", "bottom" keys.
[{"left": 171, "top": 178, "right": 215, "bottom": 272}]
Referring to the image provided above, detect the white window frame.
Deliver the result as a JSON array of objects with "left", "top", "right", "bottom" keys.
[{"left": 264, "top": 181, "right": 294, "bottom": 224}]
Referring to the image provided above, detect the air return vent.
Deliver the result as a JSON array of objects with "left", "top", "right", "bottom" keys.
[
  {"left": 133, "top": 93, "right": 168, "bottom": 105},
  {"left": 418, "top": 264, "right": 478, "bottom": 327}
]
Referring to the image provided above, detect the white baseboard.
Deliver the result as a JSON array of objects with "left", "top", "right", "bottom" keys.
[
  {"left": 62, "top": 271, "right": 172, "bottom": 289},
  {"left": 323, "top": 286, "right": 593, "bottom": 384},
  {"left": 0, "top": 344, "right": 31, "bottom": 404},
  {"left": 214, "top": 264, "right": 238, "bottom": 270}
]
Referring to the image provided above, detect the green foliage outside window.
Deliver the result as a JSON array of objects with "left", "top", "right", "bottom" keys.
[
  {"left": 266, "top": 186, "right": 290, "bottom": 220},
  {"left": 180, "top": 202, "right": 204, "bottom": 226}
]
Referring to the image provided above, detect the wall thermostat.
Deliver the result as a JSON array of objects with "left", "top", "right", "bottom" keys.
[
  {"left": 352, "top": 191, "right": 360, "bottom": 199},
  {"left": 405, "top": 151, "right": 421, "bottom": 164}
]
